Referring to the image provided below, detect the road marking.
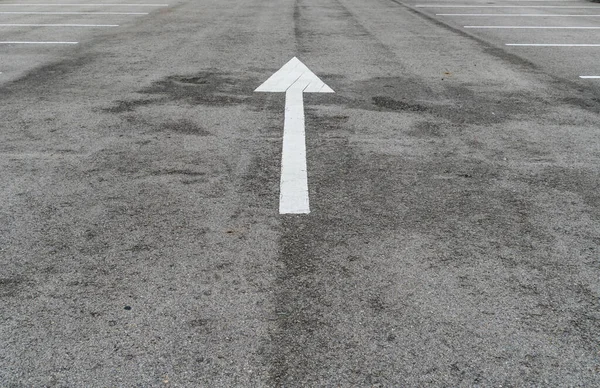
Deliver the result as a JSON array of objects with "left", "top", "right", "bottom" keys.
[
  {"left": 255, "top": 57, "right": 334, "bottom": 215},
  {"left": 0, "top": 41, "right": 78, "bottom": 44},
  {"left": 419, "top": 5, "right": 600, "bottom": 8},
  {"left": 0, "top": 23, "right": 118, "bottom": 26},
  {"left": 466, "top": 26, "right": 600, "bottom": 29},
  {"left": 0, "top": 3, "right": 168, "bottom": 5},
  {"left": 580, "top": 76, "right": 600, "bottom": 78},
  {"left": 486, "top": 0, "right": 587, "bottom": 1},
  {"left": 0, "top": 11, "right": 148, "bottom": 14},
  {"left": 507, "top": 43, "right": 600, "bottom": 46},
  {"left": 438, "top": 14, "right": 600, "bottom": 17}
]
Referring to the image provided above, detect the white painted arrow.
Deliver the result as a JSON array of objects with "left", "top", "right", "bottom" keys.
[{"left": 255, "top": 57, "right": 334, "bottom": 214}]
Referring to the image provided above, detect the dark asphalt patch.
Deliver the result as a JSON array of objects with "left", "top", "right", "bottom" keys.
[
  {"left": 305, "top": 110, "right": 350, "bottom": 132},
  {"left": 560, "top": 96, "right": 600, "bottom": 115},
  {"left": 268, "top": 217, "right": 326, "bottom": 387},
  {"left": 102, "top": 98, "right": 161, "bottom": 114},
  {"left": 94, "top": 69, "right": 316, "bottom": 146},
  {"left": 141, "top": 72, "right": 252, "bottom": 106},
  {"left": 0, "top": 55, "right": 98, "bottom": 97},
  {"left": 0, "top": 277, "right": 26, "bottom": 298},
  {"left": 160, "top": 119, "right": 211, "bottom": 136},
  {"left": 101, "top": 71, "right": 261, "bottom": 114},
  {"left": 150, "top": 169, "right": 206, "bottom": 177},
  {"left": 349, "top": 76, "right": 541, "bottom": 126},
  {"left": 188, "top": 318, "right": 213, "bottom": 335},
  {"left": 372, "top": 95, "right": 428, "bottom": 112}
]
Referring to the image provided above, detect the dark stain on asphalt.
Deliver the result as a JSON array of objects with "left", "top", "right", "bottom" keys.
[
  {"left": 293, "top": 0, "right": 306, "bottom": 54},
  {"left": 349, "top": 76, "right": 540, "bottom": 126},
  {"left": 102, "top": 99, "right": 164, "bottom": 113},
  {"left": 160, "top": 119, "right": 211, "bottom": 136},
  {"left": 560, "top": 96, "right": 600, "bottom": 114},
  {"left": 0, "top": 55, "right": 98, "bottom": 97},
  {"left": 372, "top": 96, "right": 428, "bottom": 112},
  {"left": 102, "top": 71, "right": 259, "bottom": 113},
  {"left": 150, "top": 168, "right": 206, "bottom": 179},
  {"left": 268, "top": 218, "right": 327, "bottom": 387},
  {"left": 189, "top": 318, "right": 213, "bottom": 334},
  {"left": 174, "top": 76, "right": 210, "bottom": 85},
  {"left": 0, "top": 277, "right": 25, "bottom": 298},
  {"left": 305, "top": 111, "right": 350, "bottom": 132},
  {"left": 181, "top": 178, "right": 209, "bottom": 185},
  {"left": 142, "top": 72, "right": 250, "bottom": 106},
  {"left": 368, "top": 295, "right": 386, "bottom": 312},
  {"left": 102, "top": 99, "right": 161, "bottom": 114}
]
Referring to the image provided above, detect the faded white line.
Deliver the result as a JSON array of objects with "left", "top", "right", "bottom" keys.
[
  {"left": 507, "top": 43, "right": 600, "bottom": 46},
  {"left": 438, "top": 13, "right": 600, "bottom": 16},
  {"left": 0, "top": 11, "right": 147, "bottom": 14},
  {"left": 466, "top": 26, "right": 600, "bottom": 29},
  {"left": 0, "top": 23, "right": 118, "bottom": 26},
  {"left": 0, "top": 41, "right": 78, "bottom": 44},
  {"left": 419, "top": 5, "right": 600, "bottom": 8},
  {"left": 580, "top": 76, "right": 600, "bottom": 78}
]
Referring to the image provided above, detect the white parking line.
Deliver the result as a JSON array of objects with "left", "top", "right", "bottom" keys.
[
  {"left": 466, "top": 26, "right": 600, "bottom": 29},
  {"left": 0, "top": 3, "right": 167, "bottom": 5},
  {"left": 0, "top": 23, "right": 118, "bottom": 26},
  {"left": 0, "top": 41, "right": 78, "bottom": 44},
  {"left": 580, "top": 76, "right": 600, "bottom": 78},
  {"left": 0, "top": 11, "right": 148, "bottom": 14},
  {"left": 419, "top": 5, "right": 600, "bottom": 8},
  {"left": 438, "top": 14, "right": 600, "bottom": 17},
  {"left": 507, "top": 43, "right": 600, "bottom": 46}
]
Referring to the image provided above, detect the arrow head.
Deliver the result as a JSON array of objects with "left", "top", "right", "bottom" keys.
[{"left": 255, "top": 57, "right": 335, "bottom": 93}]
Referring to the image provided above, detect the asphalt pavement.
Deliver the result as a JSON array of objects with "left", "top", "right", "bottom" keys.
[{"left": 1, "top": 0, "right": 600, "bottom": 386}]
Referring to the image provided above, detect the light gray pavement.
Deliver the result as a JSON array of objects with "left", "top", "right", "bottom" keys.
[
  {"left": 1, "top": 0, "right": 600, "bottom": 386},
  {"left": 407, "top": 0, "right": 600, "bottom": 83},
  {"left": 0, "top": 2, "right": 172, "bottom": 82}
]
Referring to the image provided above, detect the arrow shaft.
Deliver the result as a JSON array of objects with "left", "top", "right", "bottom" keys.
[{"left": 280, "top": 88, "right": 309, "bottom": 214}]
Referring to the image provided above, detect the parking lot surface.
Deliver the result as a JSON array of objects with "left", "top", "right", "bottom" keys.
[{"left": 1, "top": 0, "right": 599, "bottom": 386}]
